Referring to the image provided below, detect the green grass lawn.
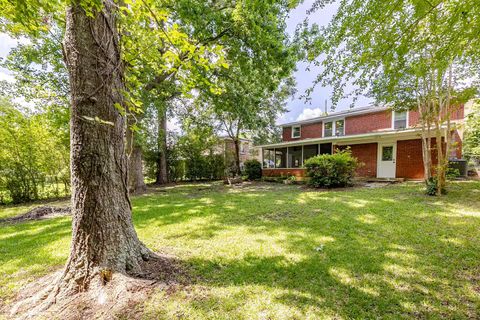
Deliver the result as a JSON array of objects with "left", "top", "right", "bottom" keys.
[{"left": 1, "top": 181, "right": 480, "bottom": 319}]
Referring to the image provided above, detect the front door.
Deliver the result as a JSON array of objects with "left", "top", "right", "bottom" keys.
[{"left": 377, "top": 142, "right": 396, "bottom": 178}]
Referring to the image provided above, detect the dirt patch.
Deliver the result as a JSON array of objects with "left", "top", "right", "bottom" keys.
[
  {"left": 5, "top": 253, "right": 188, "bottom": 320},
  {"left": 0, "top": 206, "right": 71, "bottom": 224}
]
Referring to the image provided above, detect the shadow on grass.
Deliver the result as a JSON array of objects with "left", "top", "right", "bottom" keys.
[
  {"left": 132, "top": 181, "right": 480, "bottom": 318},
  {"left": 1, "top": 181, "right": 479, "bottom": 318}
]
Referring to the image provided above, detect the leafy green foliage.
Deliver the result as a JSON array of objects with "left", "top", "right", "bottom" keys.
[
  {"left": 183, "top": 154, "right": 225, "bottom": 182},
  {"left": 301, "top": 0, "right": 480, "bottom": 108},
  {"left": 175, "top": 126, "right": 225, "bottom": 181},
  {"left": 0, "top": 99, "right": 69, "bottom": 204},
  {"left": 425, "top": 177, "right": 446, "bottom": 196},
  {"left": 304, "top": 149, "right": 358, "bottom": 188},
  {"left": 446, "top": 167, "right": 460, "bottom": 180},
  {"left": 243, "top": 159, "right": 262, "bottom": 180},
  {"left": 464, "top": 102, "right": 480, "bottom": 159}
]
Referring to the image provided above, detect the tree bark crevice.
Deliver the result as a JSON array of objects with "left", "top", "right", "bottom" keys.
[{"left": 55, "top": 0, "right": 151, "bottom": 299}]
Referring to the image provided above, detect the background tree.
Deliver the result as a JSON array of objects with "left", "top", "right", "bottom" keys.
[
  {"left": 131, "top": 0, "right": 301, "bottom": 182},
  {"left": 464, "top": 102, "right": 480, "bottom": 160},
  {"left": 200, "top": 73, "right": 296, "bottom": 175},
  {"left": 0, "top": 98, "right": 69, "bottom": 204},
  {"left": 301, "top": 0, "right": 480, "bottom": 194}
]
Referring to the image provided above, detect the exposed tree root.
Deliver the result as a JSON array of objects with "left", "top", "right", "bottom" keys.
[{"left": 7, "top": 253, "right": 185, "bottom": 320}]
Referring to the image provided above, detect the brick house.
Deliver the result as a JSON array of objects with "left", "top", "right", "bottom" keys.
[
  {"left": 259, "top": 105, "right": 467, "bottom": 180},
  {"left": 218, "top": 137, "right": 255, "bottom": 171}
]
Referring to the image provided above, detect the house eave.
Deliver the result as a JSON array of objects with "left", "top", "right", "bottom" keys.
[
  {"left": 258, "top": 127, "right": 424, "bottom": 149},
  {"left": 280, "top": 105, "right": 389, "bottom": 127}
]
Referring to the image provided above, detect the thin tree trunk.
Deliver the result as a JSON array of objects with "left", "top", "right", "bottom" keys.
[
  {"left": 128, "top": 145, "right": 147, "bottom": 193},
  {"left": 418, "top": 98, "right": 432, "bottom": 183},
  {"left": 60, "top": 0, "right": 149, "bottom": 294},
  {"left": 233, "top": 138, "right": 241, "bottom": 175},
  {"left": 155, "top": 107, "right": 168, "bottom": 184}
]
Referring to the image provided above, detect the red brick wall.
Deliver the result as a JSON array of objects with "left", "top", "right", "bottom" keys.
[
  {"left": 302, "top": 122, "right": 323, "bottom": 139},
  {"left": 338, "top": 143, "right": 377, "bottom": 177},
  {"left": 451, "top": 105, "right": 464, "bottom": 120},
  {"left": 408, "top": 105, "right": 464, "bottom": 128},
  {"left": 281, "top": 106, "right": 465, "bottom": 142},
  {"left": 282, "top": 122, "right": 322, "bottom": 141},
  {"left": 282, "top": 127, "right": 292, "bottom": 141},
  {"left": 451, "top": 130, "right": 462, "bottom": 159},
  {"left": 345, "top": 111, "right": 392, "bottom": 135},
  {"left": 262, "top": 168, "right": 306, "bottom": 178},
  {"left": 395, "top": 138, "right": 450, "bottom": 179},
  {"left": 409, "top": 110, "right": 421, "bottom": 127}
]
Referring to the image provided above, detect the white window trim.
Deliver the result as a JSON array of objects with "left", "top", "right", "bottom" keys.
[
  {"left": 323, "top": 118, "right": 345, "bottom": 137},
  {"left": 291, "top": 125, "right": 301, "bottom": 138},
  {"left": 392, "top": 110, "right": 409, "bottom": 129}
]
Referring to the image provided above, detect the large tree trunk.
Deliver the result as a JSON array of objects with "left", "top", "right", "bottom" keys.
[
  {"left": 60, "top": 0, "right": 149, "bottom": 294},
  {"left": 155, "top": 107, "right": 168, "bottom": 184}
]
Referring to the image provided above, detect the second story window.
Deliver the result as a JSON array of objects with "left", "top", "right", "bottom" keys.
[
  {"left": 324, "top": 122, "right": 333, "bottom": 137},
  {"left": 335, "top": 119, "right": 345, "bottom": 136},
  {"left": 292, "top": 125, "right": 301, "bottom": 138},
  {"left": 324, "top": 119, "right": 344, "bottom": 137},
  {"left": 393, "top": 111, "right": 407, "bottom": 129}
]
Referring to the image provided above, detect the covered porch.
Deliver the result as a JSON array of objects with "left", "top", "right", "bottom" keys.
[
  {"left": 259, "top": 128, "right": 426, "bottom": 179},
  {"left": 261, "top": 143, "right": 332, "bottom": 179}
]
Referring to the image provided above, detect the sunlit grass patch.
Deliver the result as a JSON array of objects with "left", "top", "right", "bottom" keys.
[{"left": 1, "top": 180, "right": 479, "bottom": 318}]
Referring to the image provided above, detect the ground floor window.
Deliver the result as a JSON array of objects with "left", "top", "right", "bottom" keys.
[
  {"left": 320, "top": 143, "right": 333, "bottom": 155},
  {"left": 263, "top": 149, "right": 275, "bottom": 168},
  {"left": 303, "top": 144, "right": 318, "bottom": 161}
]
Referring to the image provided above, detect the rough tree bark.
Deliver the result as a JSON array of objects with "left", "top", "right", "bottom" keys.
[
  {"left": 60, "top": 0, "right": 150, "bottom": 294},
  {"left": 128, "top": 145, "right": 147, "bottom": 193},
  {"left": 155, "top": 107, "right": 168, "bottom": 184},
  {"left": 126, "top": 121, "right": 147, "bottom": 193}
]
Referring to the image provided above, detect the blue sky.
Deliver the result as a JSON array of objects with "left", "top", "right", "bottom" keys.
[
  {"left": 283, "top": 0, "right": 372, "bottom": 124},
  {"left": 0, "top": 1, "right": 372, "bottom": 123}
]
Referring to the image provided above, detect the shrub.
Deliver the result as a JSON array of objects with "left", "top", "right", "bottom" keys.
[
  {"left": 304, "top": 149, "right": 359, "bottom": 188},
  {"left": 446, "top": 167, "right": 460, "bottom": 180},
  {"left": 244, "top": 159, "right": 262, "bottom": 180},
  {"left": 425, "top": 177, "right": 446, "bottom": 196},
  {"left": 205, "top": 154, "right": 225, "bottom": 180},
  {"left": 0, "top": 100, "right": 70, "bottom": 204}
]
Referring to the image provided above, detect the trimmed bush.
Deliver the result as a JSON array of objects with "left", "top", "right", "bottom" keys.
[
  {"left": 244, "top": 159, "right": 262, "bottom": 180},
  {"left": 304, "top": 149, "right": 359, "bottom": 188}
]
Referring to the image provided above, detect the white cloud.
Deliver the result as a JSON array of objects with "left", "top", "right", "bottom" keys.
[
  {"left": 0, "top": 70, "right": 14, "bottom": 82},
  {"left": 167, "top": 117, "right": 181, "bottom": 134},
  {"left": 296, "top": 107, "right": 324, "bottom": 121}
]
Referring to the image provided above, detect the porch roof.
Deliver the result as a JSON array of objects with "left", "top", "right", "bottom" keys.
[{"left": 258, "top": 127, "right": 424, "bottom": 149}]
